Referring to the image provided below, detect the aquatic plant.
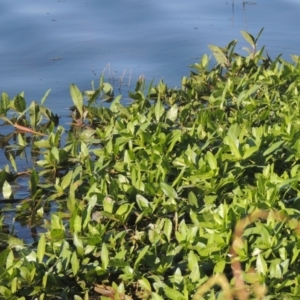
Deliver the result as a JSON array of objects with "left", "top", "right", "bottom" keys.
[{"left": 1, "top": 29, "right": 300, "bottom": 299}]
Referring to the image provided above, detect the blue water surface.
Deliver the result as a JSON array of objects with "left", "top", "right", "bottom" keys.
[{"left": 1, "top": 0, "right": 299, "bottom": 112}]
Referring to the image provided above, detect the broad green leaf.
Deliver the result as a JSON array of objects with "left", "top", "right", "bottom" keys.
[
  {"left": 188, "top": 191, "right": 198, "bottom": 208},
  {"left": 237, "top": 85, "right": 260, "bottom": 106},
  {"left": 151, "top": 293, "right": 164, "bottom": 300},
  {"left": 73, "top": 215, "right": 82, "bottom": 233},
  {"left": 155, "top": 98, "right": 164, "bottom": 122},
  {"left": 138, "top": 277, "right": 152, "bottom": 292},
  {"left": 101, "top": 243, "right": 109, "bottom": 270},
  {"left": 13, "top": 95, "right": 26, "bottom": 112},
  {"left": 34, "top": 139, "right": 51, "bottom": 149},
  {"left": 208, "top": 45, "right": 227, "bottom": 65},
  {"left": 70, "top": 84, "right": 83, "bottom": 118},
  {"left": 167, "top": 130, "right": 181, "bottom": 153},
  {"left": 269, "top": 259, "right": 282, "bottom": 279},
  {"left": 2, "top": 180, "right": 12, "bottom": 199},
  {"left": 8, "top": 152, "right": 17, "bottom": 172},
  {"left": 82, "top": 195, "right": 97, "bottom": 229},
  {"left": 102, "top": 82, "right": 113, "bottom": 95},
  {"left": 51, "top": 147, "right": 59, "bottom": 162},
  {"left": 256, "top": 253, "right": 268, "bottom": 275},
  {"left": 160, "top": 182, "right": 177, "bottom": 199},
  {"left": 110, "top": 94, "right": 122, "bottom": 113},
  {"left": 0, "top": 92, "right": 10, "bottom": 115},
  {"left": 136, "top": 194, "right": 149, "bottom": 210},
  {"left": 29, "top": 101, "right": 41, "bottom": 129},
  {"left": 241, "top": 30, "right": 255, "bottom": 48},
  {"left": 187, "top": 250, "right": 198, "bottom": 272},
  {"left": 263, "top": 140, "right": 284, "bottom": 156},
  {"left": 243, "top": 146, "right": 258, "bottom": 159},
  {"left": 61, "top": 171, "right": 73, "bottom": 190},
  {"left": 134, "top": 245, "right": 149, "bottom": 270},
  {"left": 0, "top": 249, "right": 10, "bottom": 268},
  {"left": 164, "top": 286, "right": 185, "bottom": 300},
  {"left": 224, "top": 134, "right": 242, "bottom": 159},
  {"left": 71, "top": 252, "right": 79, "bottom": 276},
  {"left": 214, "top": 260, "right": 226, "bottom": 274},
  {"left": 188, "top": 250, "right": 200, "bottom": 282},
  {"left": 206, "top": 151, "right": 217, "bottom": 170},
  {"left": 37, "top": 234, "right": 46, "bottom": 264},
  {"left": 103, "top": 196, "right": 115, "bottom": 213},
  {"left": 6, "top": 250, "right": 14, "bottom": 274},
  {"left": 116, "top": 203, "right": 130, "bottom": 216},
  {"left": 73, "top": 233, "right": 84, "bottom": 256},
  {"left": 166, "top": 104, "right": 178, "bottom": 122},
  {"left": 163, "top": 218, "right": 172, "bottom": 242}
]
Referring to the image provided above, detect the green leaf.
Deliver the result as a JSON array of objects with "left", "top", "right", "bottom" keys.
[
  {"left": 208, "top": 45, "right": 227, "bottom": 65},
  {"left": 224, "top": 133, "right": 242, "bottom": 159},
  {"left": 138, "top": 277, "right": 152, "bottom": 292},
  {"left": 136, "top": 194, "right": 149, "bottom": 210},
  {"left": 71, "top": 252, "right": 79, "bottom": 276},
  {"left": 155, "top": 98, "right": 164, "bottom": 122},
  {"left": 160, "top": 182, "right": 177, "bottom": 199},
  {"left": 70, "top": 84, "right": 83, "bottom": 118},
  {"left": 13, "top": 95, "right": 26, "bottom": 112},
  {"left": 0, "top": 249, "right": 10, "bottom": 268},
  {"left": 6, "top": 250, "right": 14, "bottom": 271},
  {"left": 134, "top": 245, "right": 149, "bottom": 270},
  {"left": 164, "top": 286, "right": 185, "bottom": 300},
  {"left": 188, "top": 191, "right": 198, "bottom": 208},
  {"left": 110, "top": 94, "right": 122, "bottom": 113},
  {"left": 214, "top": 260, "right": 226, "bottom": 274},
  {"left": 37, "top": 234, "right": 46, "bottom": 264},
  {"left": 29, "top": 101, "right": 41, "bottom": 129},
  {"left": 103, "top": 196, "right": 115, "bottom": 213},
  {"left": 0, "top": 92, "right": 10, "bottom": 115},
  {"left": 241, "top": 30, "right": 256, "bottom": 48},
  {"left": 61, "top": 171, "right": 73, "bottom": 190},
  {"left": 206, "top": 151, "right": 217, "bottom": 170},
  {"left": 163, "top": 218, "right": 172, "bottom": 242},
  {"left": 40, "top": 88, "right": 51, "bottom": 105},
  {"left": 151, "top": 293, "right": 164, "bottom": 300},
  {"left": 263, "top": 140, "right": 284, "bottom": 156},
  {"left": 73, "top": 233, "right": 84, "bottom": 256},
  {"left": 166, "top": 104, "right": 178, "bottom": 122},
  {"left": 101, "top": 243, "right": 109, "bottom": 270},
  {"left": 2, "top": 180, "right": 12, "bottom": 199},
  {"left": 256, "top": 253, "right": 268, "bottom": 275},
  {"left": 116, "top": 203, "right": 130, "bottom": 216}
]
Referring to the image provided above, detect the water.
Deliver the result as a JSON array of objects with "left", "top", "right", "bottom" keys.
[
  {"left": 1, "top": 0, "right": 300, "bottom": 112},
  {"left": 0, "top": 0, "right": 300, "bottom": 241}
]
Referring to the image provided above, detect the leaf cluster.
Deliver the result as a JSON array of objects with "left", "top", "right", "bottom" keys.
[{"left": 1, "top": 30, "right": 300, "bottom": 299}]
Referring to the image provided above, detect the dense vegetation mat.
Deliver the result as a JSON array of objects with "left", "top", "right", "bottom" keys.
[{"left": 1, "top": 30, "right": 300, "bottom": 299}]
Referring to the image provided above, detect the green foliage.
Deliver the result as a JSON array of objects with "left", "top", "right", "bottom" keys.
[{"left": 1, "top": 30, "right": 300, "bottom": 299}]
